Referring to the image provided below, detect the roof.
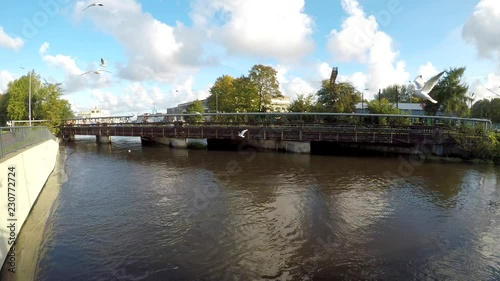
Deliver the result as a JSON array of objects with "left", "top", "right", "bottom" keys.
[{"left": 355, "top": 102, "right": 424, "bottom": 110}]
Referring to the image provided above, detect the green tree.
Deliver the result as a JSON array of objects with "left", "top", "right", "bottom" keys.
[
  {"left": 232, "top": 76, "right": 259, "bottom": 112},
  {"left": 316, "top": 80, "right": 361, "bottom": 113},
  {"left": 288, "top": 93, "right": 316, "bottom": 112},
  {"left": 423, "top": 67, "right": 469, "bottom": 117},
  {"left": 366, "top": 98, "right": 399, "bottom": 114},
  {"left": 470, "top": 99, "right": 491, "bottom": 120},
  {"left": 5, "top": 71, "right": 73, "bottom": 134},
  {"left": 248, "top": 64, "right": 282, "bottom": 112},
  {"left": 0, "top": 93, "right": 10, "bottom": 125},
  {"left": 207, "top": 75, "right": 235, "bottom": 113},
  {"left": 185, "top": 100, "right": 205, "bottom": 122}
]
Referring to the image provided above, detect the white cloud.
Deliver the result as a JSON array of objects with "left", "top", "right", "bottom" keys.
[
  {"left": 326, "top": 0, "right": 409, "bottom": 94},
  {"left": 0, "top": 26, "right": 24, "bottom": 50},
  {"left": 73, "top": 0, "right": 204, "bottom": 83},
  {"left": 42, "top": 53, "right": 112, "bottom": 93},
  {"left": 191, "top": 0, "right": 315, "bottom": 61},
  {"left": 462, "top": 0, "right": 500, "bottom": 61},
  {"left": 469, "top": 72, "right": 500, "bottom": 100},
  {"left": 0, "top": 70, "right": 15, "bottom": 93},
  {"left": 39, "top": 42, "right": 49, "bottom": 55},
  {"left": 416, "top": 62, "right": 439, "bottom": 81}
]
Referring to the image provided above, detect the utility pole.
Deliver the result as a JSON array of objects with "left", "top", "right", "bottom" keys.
[{"left": 378, "top": 89, "right": 381, "bottom": 102}]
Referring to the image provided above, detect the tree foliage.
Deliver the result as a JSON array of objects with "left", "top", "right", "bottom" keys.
[
  {"left": 248, "top": 64, "right": 282, "bottom": 112},
  {"left": 378, "top": 84, "right": 419, "bottom": 103},
  {"left": 316, "top": 80, "right": 361, "bottom": 113},
  {"left": 4, "top": 71, "right": 73, "bottom": 134},
  {"left": 207, "top": 75, "right": 235, "bottom": 113},
  {"left": 366, "top": 98, "right": 399, "bottom": 114},
  {"left": 423, "top": 67, "right": 469, "bottom": 117},
  {"left": 471, "top": 98, "right": 500, "bottom": 123},
  {"left": 288, "top": 93, "right": 317, "bottom": 112},
  {"left": 185, "top": 99, "right": 205, "bottom": 122},
  {"left": 207, "top": 64, "right": 282, "bottom": 113}
]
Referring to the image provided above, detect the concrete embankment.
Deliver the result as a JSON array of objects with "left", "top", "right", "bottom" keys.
[{"left": 0, "top": 138, "right": 59, "bottom": 277}]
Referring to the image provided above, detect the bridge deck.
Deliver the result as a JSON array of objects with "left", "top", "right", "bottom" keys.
[{"left": 61, "top": 123, "right": 472, "bottom": 145}]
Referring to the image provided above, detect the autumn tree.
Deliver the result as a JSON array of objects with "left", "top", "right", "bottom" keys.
[
  {"left": 316, "top": 80, "right": 361, "bottom": 113},
  {"left": 248, "top": 64, "right": 282, "bottom": 112},
  {"left": 423, "top": 67, "right": 469, "bottom": 117},
  {"left": 207, "top": 75, "right": 235, "bottom": 113}
]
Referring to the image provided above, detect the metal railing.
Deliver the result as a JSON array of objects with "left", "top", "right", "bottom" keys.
[{"left": 0, "top": 126, "right": 56, "bottom": 159}]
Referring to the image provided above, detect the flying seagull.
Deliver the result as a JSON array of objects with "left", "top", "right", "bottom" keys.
[
  {"left": 100, "top": 58, "right": 108, "bottom": 67},
  {"left": 413, "top": 71, "right": 446, "bottom": 104},
  {"left": 83, "top": 3, "right": 104, "bottom": 10},
  {"left": 80, "top": 69, "right": 112, "bottom": 76},
  {"left": 238, "top": 129, "right": 248, "bottom": 138}
]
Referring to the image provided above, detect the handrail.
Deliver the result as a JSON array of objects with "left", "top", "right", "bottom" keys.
[{"left": 0, "top": 126, "right": 56, "bottom": 159}]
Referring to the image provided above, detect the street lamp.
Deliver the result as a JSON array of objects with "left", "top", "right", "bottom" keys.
[{"left": 20, "top": 67, "right": 32, "bottom": 126}]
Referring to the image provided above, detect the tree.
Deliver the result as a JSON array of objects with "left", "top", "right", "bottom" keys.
[
  {"left": 5, "top": 71, "right": 73, "bottom": 134},
  {"left": 207, "top": 75, "right": 235, "bottom": 113},
  {"left": 470, "top": 99, "right": 491, "bottom": 120},
  {"left": 366, "top": 98, "right": 399, "bottom": 114},
  {"left": 248, "top": 64, "right": 282, "bottom": 112},
  {"left": 185, "top": 100, "right": 205, "bottom": 122},
  {"left": 288, "top": 93, "right": 317, "bottom": 112},
  {"left": 232, "top": 76, "right": 259, "bottom": 112},
  {"left": 423, "top": 67, "right": 469, "bottom": 117},
  {"left": 316, "top": 80, "right": 361, "bottom": 113},
  {"left": 0, "top": 93, "right": 10, "bottom": 125}
]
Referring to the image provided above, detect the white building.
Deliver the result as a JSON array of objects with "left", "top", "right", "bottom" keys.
[
  {"left": 76, "top": 107, "right": 110, "bottom": 118},
  {"left": 268, "top": 96, "right": 291, "bottom": 112},
  {"left": 355, "top": 102, "right": 426, "bottom": 115}
]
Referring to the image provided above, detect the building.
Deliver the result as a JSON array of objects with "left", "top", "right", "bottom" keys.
[
  {"left": 76, "top": 107, "right": 110, "bottom": 118},
  {"left": 268, "top": 96, "right": 291, "bottom": 112},
  {"left": 355, "top": 102, "right": 426, "bottom": 115}
]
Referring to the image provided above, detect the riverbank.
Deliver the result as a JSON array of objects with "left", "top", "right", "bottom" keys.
[{"left": 0, "top": 145, "right": 67, "bottom": 281}]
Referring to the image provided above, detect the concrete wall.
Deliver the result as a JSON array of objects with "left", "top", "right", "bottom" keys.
[{"left": 0, "top": 139, "right": 59, "bottom": 270}]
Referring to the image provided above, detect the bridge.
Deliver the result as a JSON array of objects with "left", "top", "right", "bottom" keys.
[{"left": 60, "top": 113, "right": 491, "bottom": 156}]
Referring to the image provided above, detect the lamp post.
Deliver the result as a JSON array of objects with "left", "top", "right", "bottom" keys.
[{"left": 20, "top": 67, "right": 32, "bottom": 126}]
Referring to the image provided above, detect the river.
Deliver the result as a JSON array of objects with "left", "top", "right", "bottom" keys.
[{"left": 26, "top": 136, "right": 500, "bottom": 280}]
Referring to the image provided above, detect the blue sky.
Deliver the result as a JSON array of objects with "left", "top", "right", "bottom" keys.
[{"left": 0, "top": 0, "right": 499, "bottom": 115}]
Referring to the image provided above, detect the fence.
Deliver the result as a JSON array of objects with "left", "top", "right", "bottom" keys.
[{"left": 0, "top": 127, "right": 56, "bottom": 159}]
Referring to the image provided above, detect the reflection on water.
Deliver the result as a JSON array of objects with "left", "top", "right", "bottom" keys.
[{"left": 33, "top": 136, "right": 500, "bottom": 280}]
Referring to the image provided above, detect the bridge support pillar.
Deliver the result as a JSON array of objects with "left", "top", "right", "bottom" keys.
[
  {"left": 170, "top": 138, "right": 188, "bottom": 149},
  {"left": 248, "top": 140, "right": 278, "bottom": 151},
  {"left": 63, "top": 134, "right": 75, "bottom": 142},
  {"left": 150, "top": 137, "right": 170, "bottom": 145},
  {"left": 96, "top": 135, "right": 111, "bottom": 144},
  {"left": 187, "top": 138, "right": 208, "bottom": 149},
  {"left": 278, "top": 141, "right": 311, "bottom": 154}
]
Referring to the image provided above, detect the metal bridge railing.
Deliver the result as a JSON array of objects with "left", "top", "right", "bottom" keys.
[{"left": 0, "top": 126, "right": 56, "bottom": 159}]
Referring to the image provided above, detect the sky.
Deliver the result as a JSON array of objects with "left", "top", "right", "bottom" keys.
[{"left": 0, "top": 0, "right": 499, "bottom": 116}]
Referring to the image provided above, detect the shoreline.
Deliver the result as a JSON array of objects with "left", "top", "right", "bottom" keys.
[{"left": 0, "top": 145, "right": 67, "bottom": 281}]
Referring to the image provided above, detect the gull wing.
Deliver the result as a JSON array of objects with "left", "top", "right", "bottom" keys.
[
  {"left": 79, "top": 71, "right": 92, "bottom": 76},
  {"left": 241, "top": 129, "right": 248, "bottom": 135},
  {"left": 100, "top": 58, "right": 105, "bottom": 65},
  {"left": 413, "top": 75, "right": 424, "bottom": 90},
  {"left": 421, "top": 71, "right": 445, "bottom": 95}
]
